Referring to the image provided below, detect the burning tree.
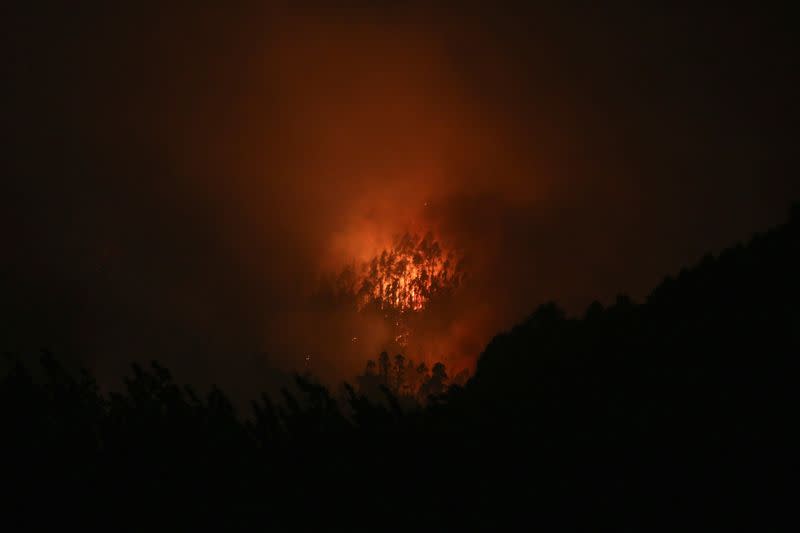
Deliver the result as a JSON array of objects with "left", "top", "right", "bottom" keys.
[
  {"left": 353, "top": 231, "right": 464, "bottom": 347},
  {"left": 310, "top": 229, "right": 465, "bottom": 378},
  {"left": 356, "top": 231, "right": 463, "bottom": 313},
  {"left": 319, "top": 230, "right": 464, "bottom": 351}
]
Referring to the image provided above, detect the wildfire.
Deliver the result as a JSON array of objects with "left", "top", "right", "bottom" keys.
[
  {"left": 356, "top": 231, "right": 462, "bottom": 313},
  {"left": 321, "top": 230, "right": 463, "bottom": 349}
]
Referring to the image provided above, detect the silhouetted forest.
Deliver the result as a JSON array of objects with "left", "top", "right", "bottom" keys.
[{"left": 2, "top": 206, "right": 799, "bottom": 530}]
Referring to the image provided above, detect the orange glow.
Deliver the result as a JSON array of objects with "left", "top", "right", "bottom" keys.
[{"left": 355, "top": 231, "right": 463, "bottom": 314}]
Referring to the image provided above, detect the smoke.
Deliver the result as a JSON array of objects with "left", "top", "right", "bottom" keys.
[{"left": 3, "top": 3, "right": 798, "bottom": 397}]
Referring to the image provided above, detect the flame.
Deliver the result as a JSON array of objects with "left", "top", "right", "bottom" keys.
[{"left": 356, "top": 231, "right": 462, "bottom": 313}]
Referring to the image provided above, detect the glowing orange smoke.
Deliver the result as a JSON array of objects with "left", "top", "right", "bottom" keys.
[{"left": 356, "top": 231, "right": 463, "bottom": 313}]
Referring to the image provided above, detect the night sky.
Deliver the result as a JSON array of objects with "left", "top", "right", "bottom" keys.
[{"left": 2, "top": 2, "right": 798, "bottom": 398}]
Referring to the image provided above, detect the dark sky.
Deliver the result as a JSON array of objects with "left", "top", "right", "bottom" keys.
[{"left": 2, "top": 2, "right": 798, "bottom": 397}]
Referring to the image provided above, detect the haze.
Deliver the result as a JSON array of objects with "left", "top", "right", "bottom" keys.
[{"left": 3, "top": 2, "right": 797, "bottom": 398}]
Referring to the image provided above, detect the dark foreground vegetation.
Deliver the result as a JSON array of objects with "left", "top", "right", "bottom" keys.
[{"left": 3, "top": 207, "right": 799, "bottom": 531}]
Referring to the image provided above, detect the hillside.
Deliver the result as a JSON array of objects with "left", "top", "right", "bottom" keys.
[
  {"left": 448, "top": 204, "right": 800, "bottom": 528},
  {"left": 1, "top": 207, "right": 798, "bottom": 530}
]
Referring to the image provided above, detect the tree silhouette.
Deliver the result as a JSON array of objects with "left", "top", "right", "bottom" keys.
[
  {"left": 393, "top": 354, "right": 406, "bottom": 393},
  {"left": 420, "top": 361, "right": 448, "bottom": 398},
  {"left": 378, "top": 351, "right": 391, "bottom": 386},
  {"left": 2, "top": 206, "right": 800, "bottom": 530}
]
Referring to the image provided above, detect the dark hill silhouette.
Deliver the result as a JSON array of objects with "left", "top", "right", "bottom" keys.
[
  {"left": 1, "top": 206, "right": 799, "bottom": 530},
  {"left": 445, "top": 204, "right": 800, "bottom": 530}
]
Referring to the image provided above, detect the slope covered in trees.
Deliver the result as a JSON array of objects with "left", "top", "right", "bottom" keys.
[{"left": 1, "top": 207, "right": 798, "bottom": 530}]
